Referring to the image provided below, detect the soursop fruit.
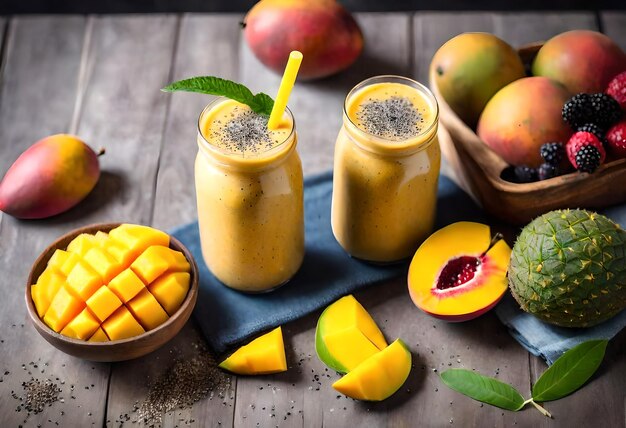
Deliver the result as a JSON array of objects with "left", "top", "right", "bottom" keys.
[{"left": 509, "top": 209, "right": 626, "bottom": 327}]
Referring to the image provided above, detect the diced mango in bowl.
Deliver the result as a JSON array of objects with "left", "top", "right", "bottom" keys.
[{"left": 31, "top": 224, "right": 191, "bottom": 342}]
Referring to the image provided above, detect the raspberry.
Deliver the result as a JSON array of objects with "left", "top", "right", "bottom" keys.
[
  {"left": 538, "top": 163, "right": 558, "bottom": 180},
  {"left": 566, "top": 131, "right": 606, "bottom": 171},
  {"left": 576, "top": 123, "right": 605, "bottom": 141},
  {"left": 539, "top": 142, "right": 564, "bottom": 165},
  {"left": 513, "top": 166, "right": 537, "bottom": 183},
  {"left": 607, "top": 71, "right": 626, "bottom": 110},
  {"left": 589, "top": 93, "right": 622, "bottom": 127},
  {"left": 562, "top": 93, "right": 593, "bottom": 128},
  {"left": 575, "top": 146, "right": 602, "bottom": 173},
  {"left": 605, "top": 120, "right": 626, "bottom": 158}
]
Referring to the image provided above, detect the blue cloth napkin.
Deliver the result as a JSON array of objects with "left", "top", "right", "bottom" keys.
[{"left": 171, "top": 170, "right": 626, "bottom": 361}]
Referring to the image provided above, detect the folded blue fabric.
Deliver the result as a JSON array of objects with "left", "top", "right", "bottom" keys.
[{"left": 171, "top": 170, "right": 625, "bottom": 361}]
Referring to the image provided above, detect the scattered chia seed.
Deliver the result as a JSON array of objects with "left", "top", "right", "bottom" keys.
[
  {"left": 210, "top": 108, "right": 284, "bottom": 154},
  {"left": 13, "top": 377, "right": 62, "bottom": 415},
  {"left": 355, "top": 96, "right": 424, "bottom": 140}
]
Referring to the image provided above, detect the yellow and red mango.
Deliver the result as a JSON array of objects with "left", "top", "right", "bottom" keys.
[
  {"left": 430, "top": 32, "right": 525, "bottom": 127},
  {"left": 533, "top": 30, "right": 626, "bottom": 94},
  {"left": 244, "top": 0, "right": 363, "bottom": 80},
  {"left": 332, "top": 339, "right": 412, "bottom": 401},
  {"left": 0, "top": 134, "right": 101, "bottom": 219},
  {"left": 219, "top": 327, "right": 287, "bottom": 375},
  {"left": 315, "top": 295, "right": 387, "bottom": 373},
  {"left": 408, "top": 222, "right": 511, "bottom": 322},
  {"left": 477, "top": 77, "right": 572, "bottom": 167}
]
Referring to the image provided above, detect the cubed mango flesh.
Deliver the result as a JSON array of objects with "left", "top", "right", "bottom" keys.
[
  {"left": 87, "top": 286, "right": 123, "bottom": 322},
  {"left": 131, "top": 246, "right": 189, "bottom": 284},
  {"left": 101, "top": 306, "right": 145, "bottom": 341},
  {"left": 33, "top": 224, "right": 190, "bottom": 342},
  {"left": 43, "top": 286, "right": 85, "bottom": 332},
  {"left": 127, "top": 289, "right": 169, "bottom": 330},
  {"left": 61, "top": 308, "right": 100, "bottom": 340},
  {"left": 88, "top": 327, "right": 109, "bottom": 342},
  {"left": 148, "top": 272, "right": 190, "bottom": 315}
]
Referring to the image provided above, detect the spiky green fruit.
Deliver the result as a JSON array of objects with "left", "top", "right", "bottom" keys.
[{"left": 509, "top": 209, "right": 626, "bottom": 327}]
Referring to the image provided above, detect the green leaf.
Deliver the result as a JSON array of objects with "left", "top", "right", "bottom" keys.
[
  {"left": 440, "top": 369, "right": 525, "bottom": 411},
  {"left": 162, "top": 76, "right": 274, "bottom": 115},
  {"left": 532, "top": 339, "right": 608, "bottom": 402}
]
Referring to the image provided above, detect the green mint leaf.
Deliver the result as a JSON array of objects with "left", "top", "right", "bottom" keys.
[
  {"left": 162, "top": 76, "right": 274, "bottom": 115},
  {"left": 440, "top": 369, "right": 525, "bottom": 411},
  {"left": 532, "top": 339, "right": 608, "bottom": 402}
]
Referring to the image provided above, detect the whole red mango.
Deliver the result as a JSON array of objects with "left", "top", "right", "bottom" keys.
[
  {"left": 244, "top": 0, "right": 363, "bottom": 80},
  {"left": 0, "top": 134, "right": 101, "bottom": 219}
]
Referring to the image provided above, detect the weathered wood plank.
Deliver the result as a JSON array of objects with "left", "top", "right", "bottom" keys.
[
  {"left": 601, "top": 11, "right": 626, "bottom": 51},
  {"left": 134, "top": 13, "right": 243, "bottom": 427},
  {"left": 493, "top": 12, "right": 596, "bottom": 45},
  {"left": 0, "top": 16, "right": 112, "bottom": 428},
  {"left": 240, "top": 12, "right": 411, "bottom": 175}
]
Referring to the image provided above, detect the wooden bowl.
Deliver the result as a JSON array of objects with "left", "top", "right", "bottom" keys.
[
  {"left": 431, "top": 42, "right": 626, "bottom": 225},
  {"left": 25, "top": 223, "right": 199, "bottom": 362}
]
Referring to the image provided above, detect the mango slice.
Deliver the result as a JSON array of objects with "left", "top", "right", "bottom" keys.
[
  {"left": 148, "top": 272, "right": 190, "bottom": 315},
  {"left": 332, "top": 339, "right": 412, "bottom": 401},
  {"left": 219, "top": 327, "right": 287, "bottom": 375},
  {"left": 408, "top": 222, "right": 511, "bottom": 321},
  {"left": 315, "top": 295, "right": 387, "bottom": 373},
  {"left": 32, "top": 224, "right": 191, "bottom": 342}
]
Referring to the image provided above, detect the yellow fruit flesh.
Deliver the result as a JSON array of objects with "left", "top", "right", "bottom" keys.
[
  {"left": 408, "top": 222, "right": 511, "bottom": 317},
  {"left": 109, "top": 224, "right": 169, "bottom": 259},
  {"left": 332, "top": 339, "right": 412, "bottom": 401},
  {"left": 33, "top": 224, "right": 190, "bottom": 341},
  {"left": 323, "top": 327, "right": 381, "bottom": 372},
  {"left": 219, "top": 327, "right": 287, "bottom": 375}
]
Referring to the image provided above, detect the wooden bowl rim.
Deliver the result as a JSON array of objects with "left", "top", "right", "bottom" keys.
[
  {"left": 430, "top": 41, "right": 626, "bottom": 192},
  {"left": 25, "top": 222, "right": 199, "bottom": 348}
]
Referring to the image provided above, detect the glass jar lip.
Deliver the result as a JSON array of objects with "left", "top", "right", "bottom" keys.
[
  {"left": 343, "top": 75, "right": 439, "bottom": 147},
  {"left": 197, "top": 96, "right": 296, "bottom": 159}
]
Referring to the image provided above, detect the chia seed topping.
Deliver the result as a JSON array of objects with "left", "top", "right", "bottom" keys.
[
  {"left": 355, "top": 96, "right": 425, "bottom": 140},
  {"left": 210, "top": 107, "right": 279, "bottom": 153}
]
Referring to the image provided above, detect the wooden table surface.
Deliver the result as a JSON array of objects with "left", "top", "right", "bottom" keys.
[{"left": 0, "top": 11, "right": 625, "bottom": 428}]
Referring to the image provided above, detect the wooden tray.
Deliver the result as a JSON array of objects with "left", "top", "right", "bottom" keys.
[{"left": 430, "top": 42, "right": 626, "bottom": 225}]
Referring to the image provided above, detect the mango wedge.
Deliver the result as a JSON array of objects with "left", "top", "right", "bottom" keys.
[
  {"left": 332, "top": 339, "right": 412, "bottom": 401},
  {"left": 219, "top": 327, "right": 287, "bottom": 375},
  {"left": 315, "top": 295, "right": 387, "bottom": 373}
]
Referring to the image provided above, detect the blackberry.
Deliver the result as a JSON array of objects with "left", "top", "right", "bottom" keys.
[
  {"left": 514, "top": 165, "right": 537, "bottom": 183},
  {"left": 576, "top": 123, "right": 605, "bottom": 141},
  {"left": 539, "top": 142, "right": 564, "bottom": 165},
  {"left": 575, "top": 145, "right": 601, "bottom": 173},
  {"left": 589, "top": 93, "right": 622, "bottom": 128},
  {"left": 562, "top": 93, "right": 593, "bottom": 128},
  {"left": 538, "top": 163, "right": 557, "bottom": 180}
]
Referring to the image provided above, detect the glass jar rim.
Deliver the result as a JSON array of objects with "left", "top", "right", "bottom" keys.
[{"left": 342, "top": 75, "right": 439, "bottom": 152}]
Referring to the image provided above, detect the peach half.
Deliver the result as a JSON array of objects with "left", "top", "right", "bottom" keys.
[{"left": 408, "top": 222, "right": 511, "bottom": 321}]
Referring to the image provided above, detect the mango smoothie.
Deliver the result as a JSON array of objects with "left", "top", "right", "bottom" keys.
[
  {"left": 331, "top": 76, "right": 440, "bottom": 263},
  {"left": 195, "top": 98, "right": 304, "bottom": 292}
]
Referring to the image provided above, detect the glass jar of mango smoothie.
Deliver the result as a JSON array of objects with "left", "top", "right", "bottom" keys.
[
  {"left": 195, "top": 98, "right": 304, "bottom": 292},
  {"left": 331, "top": 75, "right": 440, "bottom": 263}
]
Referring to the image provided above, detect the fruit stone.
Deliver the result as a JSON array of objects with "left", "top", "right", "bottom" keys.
[
  {"left": 430, "top": 32, "right": 525, "bottom": 127},
  {"left": 244, "top": 0, "right": 363, "bottom": 80},
  {"left": 509, "top": 209, "right": 626, "bottom": 328},
  {"left": 408, "top": 222, "right": 511, "bottom": 322},
  {"left": 0, "top": 134, "right": 102, "bottom": 219},
  {"left": 315, "top": 295, "right": 387, "bottom": 374},
  {"left": 218, "top": 327, "right": 287, "bottom": 375},
  {"left": 332, "top": 339, "right": 411, "bottom": 401},
  {"left": 477, "top": 77, "right": 572, "bottom": 167},
  {"left": 31, "top": 224, "right": 191, "bottom": 341}
]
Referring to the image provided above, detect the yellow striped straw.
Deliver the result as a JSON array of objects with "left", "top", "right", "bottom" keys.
[{"left": 267, "top": 51, "right": 303, "bottom": 130}]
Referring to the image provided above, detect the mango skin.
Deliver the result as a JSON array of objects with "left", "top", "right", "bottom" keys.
[
  {"left": 533, "top": 30, "right": 626, "bottom": 94},
  {"left": 244, "top": 0, "right": 363, "bottom": 80},
  {"left": 477, "top": 77, "right": 572, "bottom": 167},
  {"left": 431, "top": 33, "right": 525, "bottom": 128},
  {"left": 0, "top": 134, "right": 100, "bottom": 219}
]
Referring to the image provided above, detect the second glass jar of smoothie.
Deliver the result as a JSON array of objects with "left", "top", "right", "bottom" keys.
[
  {"left": 195, "top": 98, "right": 304, "bottom": 292},
  {"left": 331, "top": 75, "right": 440, "bottom": 263}
]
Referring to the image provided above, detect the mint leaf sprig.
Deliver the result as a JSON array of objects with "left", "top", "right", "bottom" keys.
[
  {"left": 440, "top": 339, "right": 609, "bottom": 418},
  {"left": 162, "top": 76, "right": 275, "bottom": 116}
]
